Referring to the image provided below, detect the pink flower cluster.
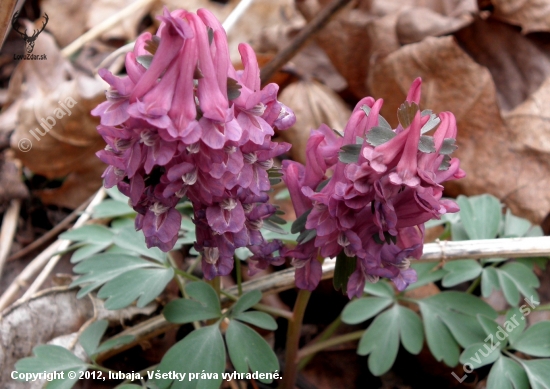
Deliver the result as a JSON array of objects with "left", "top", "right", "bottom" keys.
[
  {"left": 92, "top": 8, "right": 295, "bottom": 279},
  {"left": 282, "top": 78, "right": 465, "bottom": 297}
]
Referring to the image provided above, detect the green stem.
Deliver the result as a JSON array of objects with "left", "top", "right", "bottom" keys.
[
  {"left": 167, "top": 252, "right": 186, "bottom": 297},
  {"left": 235, "top": 257, "right": 243, "bottom": 296},
  {"left": 90, "top": 363, "right": 118, "bottom": 375},
  {"left": 296, "top": 330, "right": 364, "bottom": 360},
  {"left": 297, "top": 316, "right": 342, "bottom": 371},
  {"left": 120, "top": 364, "right": 158, "bottom": 385},
  {"left": 466, "top": 277, "right": 481, "bottom": 294},
  {"left": 279, "top": 289, "right": 312, "bottom": 389},
  {"left": 172, "top": 268, "right": 292, "bottom": 319},
  {"left": 533, "top": 303, "right": 550, "bottom": 311}
]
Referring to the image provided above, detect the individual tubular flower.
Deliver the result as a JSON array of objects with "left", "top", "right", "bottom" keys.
[
  {"left": 282, "top": 78, "right": 464, "bottom": 297},
  {"left": 92, "top": 8, "right": 295, "bottom": 279}
]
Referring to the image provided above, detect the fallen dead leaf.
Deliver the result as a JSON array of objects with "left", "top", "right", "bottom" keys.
[
  {"left": 277, "top": 79, "right": 351, "bottom": 164},
  {"left": 0, "top": 152, "right": 28, "bottom": 209},
  {"left": 491, "top": 0, "right": 550, "bottom": 34},
  {"left": 5, "top": 25, "right": 106, "bottom": 209},
  {"left": 87, "top": 0, "right": 152, "bottom": 41},
  {"left": 297, "top": 0, "right": 477, "bottom": 98},
  {"left": 455, "top": 16, "right": 550, "bottom": 111},
  {"left": 40, "top": 0, "right": 93, "bottom": 47}
]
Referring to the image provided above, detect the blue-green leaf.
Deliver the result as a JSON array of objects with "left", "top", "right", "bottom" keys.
[
  {"left": 341, "top": 297, "right": 393, "bottom": 325},
  {"left": 513, "top": 322, "right": 550, "bottom": 357},
  {"left": 233, "top": 311, "right": 277, "bottom": 331},
  {"left": 456, "top": 194, "right": 502, "bottom": 240},
  {"left": 226, "top": 320, "right": 279, "bottom": 383},
  {"left": 153, "top": 325, "right": 225, "bottom": 389},
  {"left": 231, "top": 290, "right": 261, "bottom": 317},
  {"left": 521, "top": 359, "right": 550, "bottom": 389},
  {"left": 442, "top": 260, "right": 482, "bottom": 287},
  {"left": 418, "top": 292, "right": 497, "bottom": 366},
  {"left": 15, "top": 345, "right": 87, "bottom": 389},
  {"left": 79, "top": 320, "right": 108, "bottom": 357},
  {"left": 164, "top": 282, "right": 221, "bottom": 324},
  {"left": 97, "top": 266, "right": 173, "bottom": 310},
  {"left": 487, "top": 356, "right": 529, "bottom": 389}
]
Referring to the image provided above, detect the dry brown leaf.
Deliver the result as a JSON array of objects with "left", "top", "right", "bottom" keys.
[
  {"left": 296, "top": 0, "right": 376, "bottom": 97},
  {"left": 364, "top": 0, "right": 477, "bottom": 16},
  {"left": 41, "top": 0, "right": 93, "bottom": 47},
  {"left": 297, "top": 0, "right": 476, "bottom": 98},
  {"left": 455, "top": 16, "right": 550, "bottom": 111},
  {"left": 87, "top": 0, "right": 151, "bottom": 41},
  {"left": 0, "top": 152, "right": 28, "bottom": 208},
  {"left": 491, "top": 0, "right": 550, "bottom": 34},
  {"left": 4, "top": 27, "right": 106, "bottom": 209},
  {"left": 396, "top": 6, "right": 474, "bottom": 44},
  {"left": 277, "top": 79, "right": 351, "bottom": 164},
  {"left": 369, "top": 36, "right": 550, "bottom": 224}
]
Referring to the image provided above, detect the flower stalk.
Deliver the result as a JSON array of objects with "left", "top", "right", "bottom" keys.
[{"left": 280, "top": 288, "right": 312, "bottom": 389}]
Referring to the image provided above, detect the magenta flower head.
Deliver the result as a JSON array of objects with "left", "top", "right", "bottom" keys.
[
  {"left": 282, "top": 78, "right": 465, "bottom": 297},
  {"left": 92, "top": 8, "right": 295, "bottom": 279}
]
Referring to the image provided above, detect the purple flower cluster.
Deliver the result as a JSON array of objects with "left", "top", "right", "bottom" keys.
[
  {"left": 282, "top": 78, "right": 465, "bottom": 297},
  {"left": 92, "top": 8, "right": 295, "bottom": 279}
]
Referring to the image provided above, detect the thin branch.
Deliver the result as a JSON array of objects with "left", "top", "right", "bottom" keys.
[
  {"left": 0, "top": 189, "right": 106, "bottom": 311},
  {"left": 296, "top": 330, "right": 364, "bottom": 360},
  {"left": 7, "top": 195, "right": 92, "bottom": 262},
  {"left": 260, "top": 0, "right": 352, "bottom": 86},
  {"left": 222, "top": 0, "right": 256, "bottom": 33},
  {"left": 19, "top": 189, "right": 106, "bottom": 301},
  {"left": 0, "top": 199, "right": 21, "bottom": 279},
  {"left": 93, "top": 236, "right": 550, "bottom": 362},
  {"left": 61, "top": 0, "right": 156, "bottom": 58}
]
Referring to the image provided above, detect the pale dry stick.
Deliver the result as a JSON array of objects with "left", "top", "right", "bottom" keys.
[
  {"left": 96, "top": 0, "right": 256, "bottom": 72},
  {"left": 7, "top": 196, "right": 92, "bottom": 262},
  {"left": 222, "top": 0, "right": 255, "bottom": 32},
  {"left": 259, "top": 0, "right": 352, "bottom": 86},
  {"left": 19, "top": 188, "right": 107, "bottom": 301},
  {"left": 0, "top": 188, "right": 106, "bottom": 311},
  {"left": 0, "top": 199, "right": 21, "bottom": 280},
  {"left": 0, "top": 240, "right": 63, "bottom": 311},
  {"left": 60, "top": 0, "right": 156, "bottom": 58},
  {"left": 94, "top": 236, "right": 550, "bottom": 360}
]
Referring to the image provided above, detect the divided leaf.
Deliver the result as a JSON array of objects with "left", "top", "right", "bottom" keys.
[
  {"left": 357, "top": 305, "right": 423, "bottom": 376},
  {"left": 442, "top": 260, "right": 482, "bottom": 287},
  {"left": 226, "top": 320, "right": 279, "bottom": 383},
  {"left": 71, "top": 253, "right": 173, "bottom": 310},
  {"left": 230, "top": 290, "right": 262, "bottom": 317},
  {"left": 338, "top": 144, "right": 362, "bottom": 164},
  {"left": 342, "top": 296, "right": 393, "bottom": 325},
  {"left": 366, "top": 126, "right": 396, "bottom": 146},
  {"left": 164, "top": 282, "right": 222, "bottom": 324},
  {"left": 456, "top": 194, "right": 502, "bottom": 240},
  {"left": 418, "top": 292, "right": 497, "bottom": 367},
  {"left": 153, "top": 325, "right": 225, "bottom": 389},
  {"left": 513, "top": 322, "right": 550, "bottom": 357},
  {"left": 15, "top": 345, "right": 87, "bottom": 389},
  {"left": 487, "top": 356, "right": 529, "bottom": 389}
]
